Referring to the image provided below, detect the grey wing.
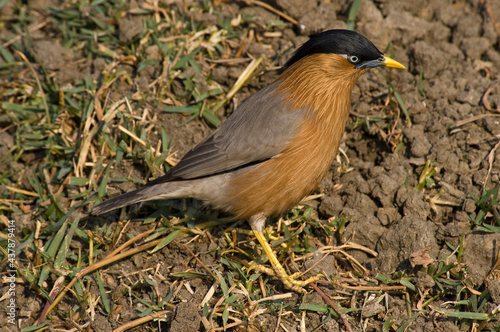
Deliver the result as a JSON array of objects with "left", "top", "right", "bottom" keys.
[{"left": 154, "top": 80, "right": 304, "bottom": 183}]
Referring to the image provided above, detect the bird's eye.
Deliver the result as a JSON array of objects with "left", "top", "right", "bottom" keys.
[{"left": 349, "top": 55, "right": 360, "bottom": 63}]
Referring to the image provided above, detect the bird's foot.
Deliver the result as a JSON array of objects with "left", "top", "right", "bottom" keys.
[
  {"left": 250, "top": 261, "right": 321, "bottom": 293},
  {"left": 251, "top": 230, "right": 322, "bottom": 293}
]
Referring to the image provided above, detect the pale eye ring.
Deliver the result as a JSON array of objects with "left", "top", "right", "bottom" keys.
[{"left": 349, "top": 55, "right": 360, "bottom": 63}]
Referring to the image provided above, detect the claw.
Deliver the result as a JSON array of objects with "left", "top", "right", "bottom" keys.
[{"left": 252, "top": 230, "right": 321, "bottom": 293}]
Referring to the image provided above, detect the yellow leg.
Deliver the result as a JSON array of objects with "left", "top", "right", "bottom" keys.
[{"left": 253, "top": 230, "right": 319, "bottom": 293}]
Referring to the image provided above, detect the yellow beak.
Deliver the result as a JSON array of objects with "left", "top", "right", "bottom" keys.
[{"left": 383, "top": 56, "right": 406, "bottom": 69}]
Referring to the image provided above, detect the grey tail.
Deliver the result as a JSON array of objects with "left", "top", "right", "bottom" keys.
[{"left": 92, "top": 186, "right": 155, "bottom": 215}]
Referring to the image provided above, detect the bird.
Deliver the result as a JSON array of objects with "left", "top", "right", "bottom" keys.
[{"left": 92, "top": 29, "right": 405, "bottom": 292}]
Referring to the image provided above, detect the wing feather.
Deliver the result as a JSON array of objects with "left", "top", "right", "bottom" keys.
[{"left": 151, "top": 80, "right": 304, "bottom": 184}]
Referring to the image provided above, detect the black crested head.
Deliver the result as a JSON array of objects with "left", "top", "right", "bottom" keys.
[{"left": 284, "top": 29, "right": 383, "bottom": 69}]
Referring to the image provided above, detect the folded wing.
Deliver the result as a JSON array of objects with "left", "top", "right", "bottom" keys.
[{"left": 149, "top": 81, "right": 304, "bottom": 185}]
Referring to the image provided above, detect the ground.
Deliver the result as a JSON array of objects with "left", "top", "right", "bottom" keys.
[{"left": 1, "top": 0, "right": 500, "bottom": 331}]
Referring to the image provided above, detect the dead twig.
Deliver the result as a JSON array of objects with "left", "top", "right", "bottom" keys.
[
  {"left": 114, "top": 309, "right": 173, "bottom": 332},
  {"left": 310, "top": 283, "right": 354, "bottom": 332},
  {"left": 338, "top": 284, "right": 406, "bottom": 291},
  {"left": 239, "top": 0, "right": 298, "bottom": 25},
  {"left": 450, "top": 113, "right": 500, "bottom": 132},
  {"left": 483, "top": 136, "right": 500, "bottom": 192},
  {"left": 37, "top": 229, "right": 157, "bottom": 324},
  {"left": 482, "top": 80, "right": 500, "bottom": 112},
  {"left": 182, "top": 243, "right": 218, "bottom": 281}
]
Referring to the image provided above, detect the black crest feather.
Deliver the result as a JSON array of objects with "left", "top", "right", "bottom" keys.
[{"left": 284, "top": 29, "right": 383, "bottom": 69}]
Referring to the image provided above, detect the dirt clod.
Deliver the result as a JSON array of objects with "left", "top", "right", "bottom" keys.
[{"left": 169, "top": 302, "right": 201, "bottom": 332}]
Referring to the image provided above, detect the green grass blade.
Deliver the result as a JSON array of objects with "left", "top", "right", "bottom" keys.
[
  {"left": 151, "top": 229, "right": 182, "bottom": 253},
  {"left": 96, "top": 271, "right": 111, "bottom": 315},
  {"left": 394, "top": 90, "right": 411, "bottom": 124},
  {"left": 346, "top": 0, "right": 363, "bottom": 30},
  {"left": 430, "top": 306, "right": 490, "bottom": 320}
]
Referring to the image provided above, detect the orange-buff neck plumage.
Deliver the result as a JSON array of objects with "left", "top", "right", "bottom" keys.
[{"left": 227, "top": 53, "right": 367, "bottom": 220}]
